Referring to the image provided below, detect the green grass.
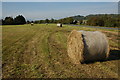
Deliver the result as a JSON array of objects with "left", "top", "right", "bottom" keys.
[{"left": 2, "top": 24, "right": 119, "bottom": 78}]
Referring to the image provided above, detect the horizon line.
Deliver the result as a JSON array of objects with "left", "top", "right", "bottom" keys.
[{"left": 1, "top": 13, "right": 119, "bottom": 21}]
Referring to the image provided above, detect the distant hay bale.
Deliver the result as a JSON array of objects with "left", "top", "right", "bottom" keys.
[
  {"left": 67, "top": 30, "right": 109, "bottom": 64},
  {"left": 46, "top": 23, "right": 48, "bottom": 25},
  {"left": 57, "top": 23, "right": 62, "bottom": 27},
  {"left": 31, "top": 23, "right": 34, "bottom": 26}
]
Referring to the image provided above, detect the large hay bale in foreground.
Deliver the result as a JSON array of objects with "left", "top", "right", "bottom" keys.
[{"left": 67, "top": 30, "right": 109, "bottom": 64}]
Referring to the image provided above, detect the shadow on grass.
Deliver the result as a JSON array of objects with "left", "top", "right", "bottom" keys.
[
  {"left": 83, "top": 49, "right": 120, "bottom": 64},
  {"left": 107, "top": 49, "right": 120, "bottom": 61}
]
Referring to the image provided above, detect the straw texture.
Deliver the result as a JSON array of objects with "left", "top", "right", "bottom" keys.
[{"left": 67, "top": 30, "right": 109, "bottom": 64}]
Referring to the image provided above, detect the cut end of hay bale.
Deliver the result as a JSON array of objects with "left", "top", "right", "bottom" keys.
[
  {"left": 67, "top": 30, "right": 110, "bottom": 64},
  {"left": 67, "top": 30, "right": 84, "bottom": 64}
]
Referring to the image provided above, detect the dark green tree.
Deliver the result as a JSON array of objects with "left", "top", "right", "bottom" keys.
[
  {"left": 26, "top": 20, "right": 30, "bottom": 24},
  {"left": 0, "top": 19, "right": 2, "bottom": 25},
  {"left": 39, "top": 20, "right": 45, "bottom": 24},
  {"left": 50, "top": 18, "right": 54, "bottom": 23},
  {"left": 45, "top": 19, "right": 49, "bottom": 23},
  {"left": 4, "top": 17, "right": 14, "bottom": 25},
  {"left": 14, "top": 15, "right": 26, "bottom": 25}
]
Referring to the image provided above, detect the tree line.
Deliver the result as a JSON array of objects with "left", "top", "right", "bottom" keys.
[
  {"left": 33, "top": 18, "right": 57, "bottom": 24},
  {"left": 34, "top": 14, "right": 120, "bottom": 27},
  {"left": 86, "top": 14, "right": 120, "bottom": 27},
  {"left": 1, "top": 15, "right": 26, "bottom": 25},
  {"left": 34, "top": 17, "right": 77, "bottom": 24},
  {"left": 1, "top": 14, "right": 120, "bottom": 27}
]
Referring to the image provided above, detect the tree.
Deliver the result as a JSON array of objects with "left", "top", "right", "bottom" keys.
[
  {"left": 14, "top": 15, "right": 26, "bottom": 25},
  {"left": 97, "top": 19, "right": 104, "bottom": 26},
  {"left": 58, "top": 17, "right": 74, "bottom": 24},
  {"left": 79, "top": 20, "right": 83, "bottom": 24},
  {"left": 34, "top": 21, "right": 39, "bottom": 24},
  {"left": 0, "top": 19, "right": 2, "bottom": 25},
  {"left": 68, "top": 17, "right": 74, "bottom": 24},
  {"left": 45, "top": 19, "right": 49, "bottom": 23},
  {"left": 39, "top": 20, "right": 45, "bottom": 24},
  {"left": 104, "top": 19, "right": 116, "bottom": 27},
  {"left": 26, "top": 20, "right": 30, "bottom": 24},
  {"left": 4, "top": 17, "right": 14, "bottom": 25},
  {"left": 50, "top": 18, "right": 54, "bottom": 23},
  {"left": 87, "top": 16, "right": 104, "bottom": 26}
]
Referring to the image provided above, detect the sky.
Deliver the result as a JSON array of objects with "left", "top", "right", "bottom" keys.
[
  {"left": 1, "top": 0, "right": 119, "bottom": 2},
  {"left": 1, "top": 2, "right": 119, "bottom": 20}
]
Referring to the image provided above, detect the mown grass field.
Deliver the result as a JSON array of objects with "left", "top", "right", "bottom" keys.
[{"left": 2, "top": 24, "right": 120, "bottom": 78}]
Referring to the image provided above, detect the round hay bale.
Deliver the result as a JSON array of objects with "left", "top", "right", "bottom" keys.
[
  {"left": 67, "top": 30, "right": 109, "bottom": 64},
  {"left": 31, "top": 23, "right": 34, "bottom": 26},
  {"left": 57, "top": 23, "right": 62, "bottom": 27}
]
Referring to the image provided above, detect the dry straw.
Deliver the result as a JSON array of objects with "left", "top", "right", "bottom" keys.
[{"left": 67, "top": 30, "right": 109, "bottom": 64}]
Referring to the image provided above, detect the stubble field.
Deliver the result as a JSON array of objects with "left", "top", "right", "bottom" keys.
[{"left": 2, "top": 24, "right": 120, "bottom": 78}]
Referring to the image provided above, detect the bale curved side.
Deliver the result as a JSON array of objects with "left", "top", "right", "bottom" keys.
[
  {"left": 67, "top": 30, "right": 84, "bottom": 64},
  {"left": 67, "top": 30, "right": 110, "bottom": 64},
  {"left": 80, "top": 31, "right": 110, "bottom": 62}
]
